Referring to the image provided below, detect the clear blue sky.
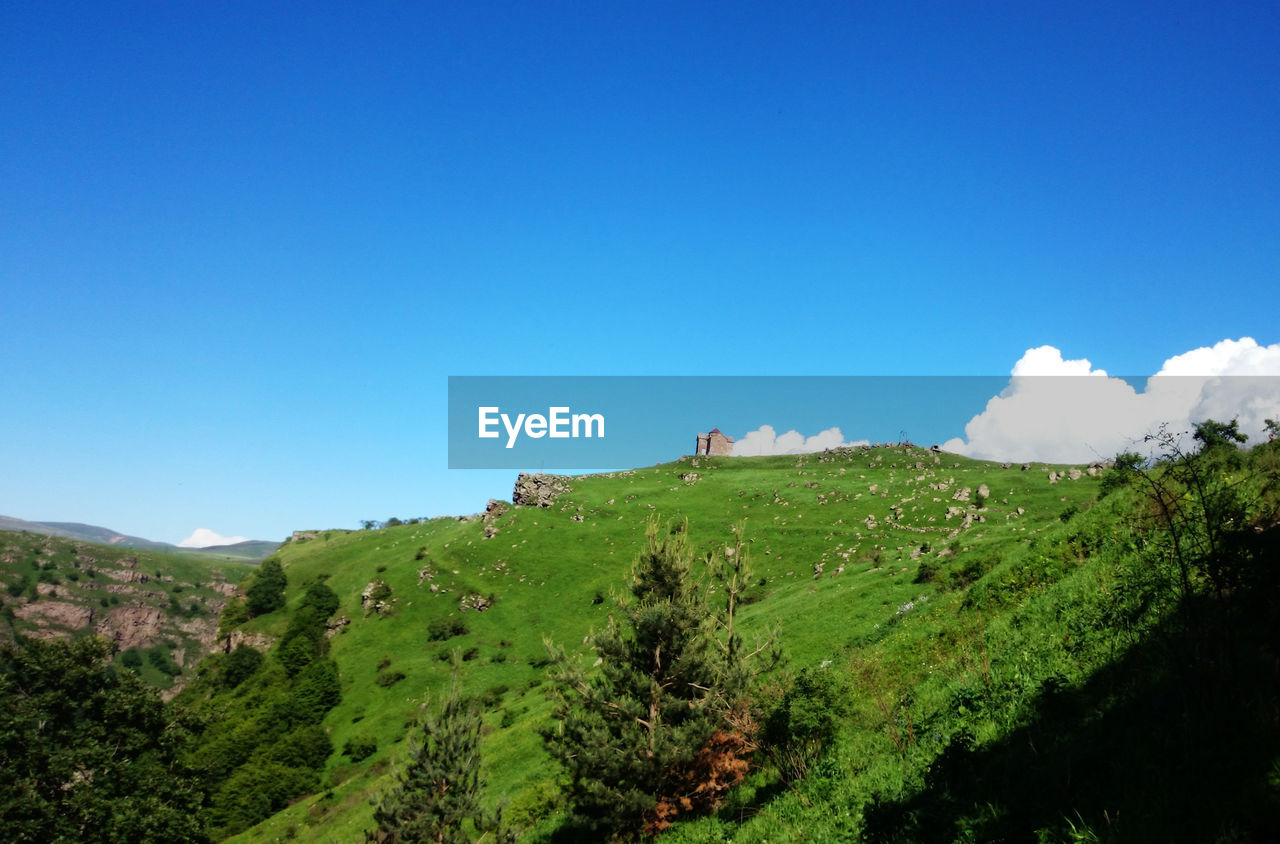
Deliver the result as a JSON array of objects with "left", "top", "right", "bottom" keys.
[{"left": 3, "top": 2, "right": 1277, "bottom": 543}]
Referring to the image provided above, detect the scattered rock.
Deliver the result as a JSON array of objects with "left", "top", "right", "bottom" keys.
[{"left": 459, "top": 593, "right": 492, "bottom": 612}]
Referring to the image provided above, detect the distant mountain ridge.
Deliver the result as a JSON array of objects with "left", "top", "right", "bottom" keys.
[{"left": 0, "top": 515, "right": 278, "bottom": 561}]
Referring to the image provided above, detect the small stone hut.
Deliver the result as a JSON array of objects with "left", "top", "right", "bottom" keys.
[{"left": 695, "top": 428, "right": 734, "bottom": 456}]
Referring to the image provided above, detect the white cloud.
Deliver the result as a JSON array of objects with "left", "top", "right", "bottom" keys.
[
  {"left": 733, "top": 425, "right": 868, "bottom": 456},
  {"left": 179, "top": 528, "right": 249, "bottom": 548},
  {"left": 942, "top": 338, "right": 1280, "bottom": 462}
]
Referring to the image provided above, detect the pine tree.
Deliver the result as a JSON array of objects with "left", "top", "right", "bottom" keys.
[
  {"left": 544, "top": 519, "right": 774, "bottom": 838},
  {"left": 368, "top": 660, "right": 510, "bottom": 844}
]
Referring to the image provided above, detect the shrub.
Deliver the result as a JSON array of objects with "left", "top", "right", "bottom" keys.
[
  {"left": 427, "top": 616, "right": 468, "bottom": 641},
  {"left": 147, "top": 646, "right": 182, "bottom": 677},
  {"left": 376, "top": 670, "right": 406, "bottom": 688},
  {"left": 481, "top": 684, "right": 509, "bottom": 708},
  {"left": 246, "top": 559, "right": 287, "bottom": 617},
  {"left": 223, "top": 644, "right": 263, "bottom": 689},
  {"left": 343, "top": 733, "right": 377, "bottom": 762},
  {"left": 270, "top": 724, "right": 333, "bottom": 770},
  {"left": 289, "top": 659, "right": 342, "bottom": 725},
  {"left": 762, "top": 667, "right": 850, "bottom": 783}
]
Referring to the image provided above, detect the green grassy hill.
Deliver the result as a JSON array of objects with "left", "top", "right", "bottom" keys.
[{"left": 187, "top": 444, "right": 1224, "bottom": 841}]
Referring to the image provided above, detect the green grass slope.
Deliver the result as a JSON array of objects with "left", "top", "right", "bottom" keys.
[{"left": 189, "top": 445, "right": 1121, "bottom": 841}]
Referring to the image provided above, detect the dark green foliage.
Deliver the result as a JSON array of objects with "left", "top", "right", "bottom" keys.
[
  {"left": 426, "top": 616, "right": 468, "bottom": 641},
  {"left": 376, "top": 669, "right": 406, "bottom": 688},
  {"left": 147, "top": 644, "right": 181, "bottom": 677},
  {"left": 289, "top": 658, "right": 342, "bottom": 724},
  {"left": 209, "top": 762, "right": 320, "bottom": 836},
  {"left": 761, "top": 667, "right": 850, "bottom": 783},
  {"left": 368, "top": 664, "right": 512, "bottom": 843},
  {"left": 344, "top": 732, "right": 377, "bottom": 762},
  {"left": 222, "top": 644, "right": 263, "bottom": 689},
  {"left": 277, "top": 582, "right": 341, "bottom": 677},
  {"left": 180, "top": 580, "right": 345, "bottom": 836},
  {"left": 1193, "top": 417, "right": 1248, "bottom": 452},
  {"left": 120, "top": 646, "right": 143, "bottom": 669},
  {"left": 246, "top": 558, "right": 287, "bottom": 617},
  {"left": 268, "top": 724, "right": 333, "bottom": 770},
  {"left": 0, "top": 637, "right": 209, "bottom": 842},
  {"left": 300, "top": 581, "right": 340, "bottom": 618},
  {"left": 544, "top": 520, "right": 763, "bottom": 838},
  {"left": 277, "top": 632, "right": 317, "bottom": 676},
  {"left": 218, "top": 597, "right": 249, "bottom": 633}
]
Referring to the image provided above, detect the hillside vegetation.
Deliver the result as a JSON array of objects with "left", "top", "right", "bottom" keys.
[
  {"left": 0, "top": 529, "right": 253, "bottom": 692},
  {"left": 8, "top": 432, "right": 1275, "bottom": 841},
  {"left": 168, "top": 433, "right": 1280, "bottom": 842}
]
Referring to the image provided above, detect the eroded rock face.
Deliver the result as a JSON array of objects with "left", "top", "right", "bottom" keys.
[
  {"left": 512, "top": 473, "right": 573, "bottom": 508},
  {"left": 95, "top": 604, "right": 166, "bottom": 650},
  {"left": 13, "top": 600, "right": 94, "bottom": 630}
]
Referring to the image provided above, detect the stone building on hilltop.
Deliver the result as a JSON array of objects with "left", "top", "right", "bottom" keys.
[{"left": 695, "top": 428, "right": 735, "bottom": 456}]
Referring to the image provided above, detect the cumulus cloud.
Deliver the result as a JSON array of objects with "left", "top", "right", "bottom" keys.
[
  {"left": 179, "top": 528, "right": 249, "bottom": 548},
  {"left": 943, "top": 338, "right": 1280, "bottom": 462},
  {"left": 733, "top": 425, "right": 868, "bottom": 456}
]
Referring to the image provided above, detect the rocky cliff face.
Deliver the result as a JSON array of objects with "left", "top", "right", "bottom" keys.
[{"left": 0, "top": 529, "right": 250, "bottom": 697}]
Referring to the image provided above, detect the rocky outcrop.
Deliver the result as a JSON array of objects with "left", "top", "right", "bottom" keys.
[
  {"left": 220, "top": 630, "right": 276, "bottom": 653},
  {"left": 512, "top": 473, "right": 573, "bottom": 508},
  {"left": 95, "top": 604, "right": 166, "bottom": 650},
  {"left": 13, "top": 600, "right": 94, "bottom": 630},
  {"left": 362, "top": 580, "right": 394, "bottom": 616}
]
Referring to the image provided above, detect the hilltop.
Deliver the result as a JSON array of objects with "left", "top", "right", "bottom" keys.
[
  {"left": 11, "top": 435, "right": 1274, "bottom": 841},
  {"left": 0, "top": 514, "right": 279, "bottom": 562}
]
